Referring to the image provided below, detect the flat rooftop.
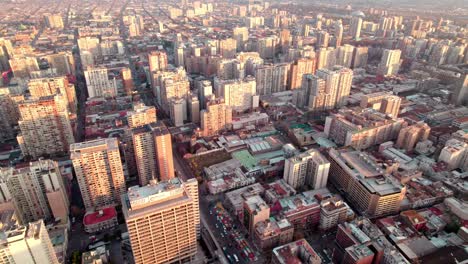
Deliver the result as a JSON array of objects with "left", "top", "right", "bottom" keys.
[
  {"left": 125, "top": 178, "right": 184, "bottom": 210},
  {"left": 83, "top": 207, "right": 117, "bottom": 226}
]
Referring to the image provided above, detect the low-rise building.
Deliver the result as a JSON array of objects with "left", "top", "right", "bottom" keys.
[{"left": 83, "top": 207, "right": 118, "bottom": 233}]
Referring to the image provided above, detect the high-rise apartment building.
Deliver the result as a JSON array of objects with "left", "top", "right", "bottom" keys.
[
  {"left": 218, "top": 38, "right": 237, "bottom": 59},
  {"left": 350, "top": 13, "right": 364, "bottom": 40},
  {"left": 17, "top": 95, "right": 74, "bottom": 159},
  {"left": 216, "top": 76, "right": 256, "bottom": 113},
  {"left": 316, "top": 47, "right": 336, "bottom": 70},
  {"left": 324, "top": 108, "right": 405, "bottom": 150},
  {"left": 78, "top": 37, "right": 101, "bottom": 61},
  {"left": 122, "top": 178, "right": 199, "bottom": 264},
  {"left": 84, "top": 67, "right": 117, "bottom": 98},
  {"left": 188, "top": 94, "right": 200, "bottom": 123},
  {"left": 0, "top": 213, "right": 60, "bottom": 264},
  {"left": 316, "top": 31, "right": 329, "bottom": 49},
  {"left": 438, "top": 139, "right": 468, "bottom": 171},
  {"left": 152, "top": 67, "right": 188, "bottom": 106},
  {"left": 303, "top": 74, "right": 334, "bottom": 111},
  {"left": 9, "top": 56, "right": 39, "bottom": 78},
  {"left": 0, "top": 159, "right": 68, "bottom": 225},
  {"left": 121, "top": 68, "right": 134, "bottom": 95},
  {"left": 377, "top": 49, "right": 401, "bottom": 76},
  {"left": 452, "top": 74, "right": 467, "bottom": 106},
  {"left": 380, "top": 95, "right": 401, "bottom": 118},
  {"left": 310, "top": 66, "right": 353, "bottom": 109},
  {"left": 334, "top": 21, "right": 344, "bottom": 47},
  {"left": 255, "top": 63, "right": 290, "bottom": 95},
  {"left": 148, "top": 51, "right": 168, "bottom": 72},
  {"left": 153, "top": 122, "right": 175, "bottom": 181},
  {"left": 283, "top": 149, "right": 330, "bottom": 190},
  {"left": 336, "top": 44, "right": 355, "bottom": 68},
  {"left": 351, "top": 47, "right": 368, "bottom": 69},
  {"left": 127, "top": 103, "right": 157, "bottom": 129},
  {"left": 288, "top": 58, "right": 316, "bottom": 90},
  {"left": 396, "top": 123, "right": 431, "bottom": 152},
  {"left": 44, "top": 14, "right": 64, "bottom": 29},
  {"left": 360, "top": 92, "right": 401, "bottom": 117},
  {"left": 0, "top": 38, "right": 13, "bottom": 72},
  {"left": 28, "top": 76, "right": 77, "bottom": 114},
  {"left": 71, "top": 138, "right": 126, "bottom": 212},
  {"left": 233, "top": 27, "right": 249, "bottom": 51},
  {"left": 328, "top": 149, "right": 406, "bottom": 218},
  {"left": 200, "top": 97, "right": 232, "bottom": 137},
  {"left": 46, "top": 52, "right": 75, "bottom": 75},
  {"left": 198, "top": 80, "right": 213, "bottom": 109},
  {"left": 123, "top": 103, "right": 157, "bottom": 177},
  {"left": 0, "top": 92, "right": 22, "bottom": 143},
  {"left": 255, "top": 36, "right": 278, "bottom": 59}
]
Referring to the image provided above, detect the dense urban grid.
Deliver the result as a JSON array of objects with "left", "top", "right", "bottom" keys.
[{"left": 0, "top": 0, "right": 467, "bottom": 263}]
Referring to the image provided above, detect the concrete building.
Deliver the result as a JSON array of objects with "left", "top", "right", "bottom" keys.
[
  {"left": 253, "top": 218, "right": 294, "bottom": 251},
  {"left": 188, "top": 95, "right": 200, "bottom": 123},
  {"left": 84, "top": 67, "right": 117, "bottom": 98},
  {"left": 198, "top": 80, "right": 213, "bottom": 109},
  {"left": 200, "top": 97, "right": 232, "bottom": 137},
  {"left": 122, "top": 178, "right": 199, "bottom": 264},
  {"left": 169, "top": 98, "right": 186, "bottom": 127},
  {"left": 233, "top": 27, "right": 249, "bottom": 51},
  {"left": 306, "top": 66, "right": 353, "bottom": 110},
  {"left": 324, "top": 108, "right": 405, "bottom": 150},
  {"left": 218, "top": 38, "right": 237, "bottom": 59},
  {"left": 131, "top": 121, "right": 175, "bottom": 185},
  {"left": 360, "top": 92, "right": 401, "bottom": 118},
  {"left": 9, "top": 56, "right": 39, "bottom": 78},
  {"left": 337, "top": 44, "right": 355, "bottom": 68},
  {"left": 44, "top": 14, "right": 64, "bottom": 29},
  {"left": 328, "top": 149, "right": 406, "bottom": 218},
  {"left": 288, "top": 58, "right": 316, "bottom": 90},
  {"left": 377, "top": 49, "right": 401, "bottom": 76},
  {"left": 243, "top": 195, "right": 270, "bottom": 235},
  {"left": 46, "top": 52, "right": 75, "bottom": 75},
  {"left": 148, "top": 51, "right": 168, "bottom": 72},
  {"left": 159, "top": 76, "right": 190, "bottom": 114},
  {"left": 283, "top": 149, "right": 330, "bottom": 190},
  {"left": 78, "top": 37, "right": 101, "bottom": 61},
  {"left": 352, "top": 47, "right": 369, "bottom": 69},
  {"left": 0, "top": 213, "right": 60, "bottom": 264},
  {"left": 28, "top": 76, "right": 77, "bottom": 114},
  {"left": 121, "top": 68, "right": 134, "bottom": 95},
  {"left": 0, "top": 92, "right": 21, "bottom": 143},
  {"left": 319, "top": 196, "right": 349, "bottom": 230},
  {"left": 0, "top": 38, "right": 13, "bottom": 72},
  {"left": 350, "top": 12, "right": 364, "bottom": 40},
  {"left": 71, "top": 138, "right": 126, "bottom": 212},
  {"left": 396, "top": 123, "right": 431, "bottom": 152},
  {"left": 83, "top": 206, "right": 118, "bottom": 233},
  {"left": 127, "top": 103, "right": 157, "bottom": 129},
  {"left": 316, "top": 47, "right": 336, "bottom": 70},
  {"left": 334, "top": 21, "right": 344, "bottom": 47},
  {"left": 255, "top": 63, "right": 290, "bottom": 95},
  {"left": 216, "top": 77, "right": 256, "bottom": 113},
  {"left": 0, "top": 160, "right": 68, "bottom": 225},
  {"left": 17, "top": 95, "right": 74, "bottom": 159},
  {"left": 452, "top": 74, "right": 467, "bottom": 106},
  {"left": 272, "top": 239, "right": 321, "bottom": 264},
  {"left": 438, "top": 138, "right": 468, "bottom": 171},
  {"left": 316, "top": 31, "right": 330, "bottom": 49}
]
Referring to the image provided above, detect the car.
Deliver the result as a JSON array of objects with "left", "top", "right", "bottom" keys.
[{"left": 233, "top": 254, "right": 239, "bottom": 262}]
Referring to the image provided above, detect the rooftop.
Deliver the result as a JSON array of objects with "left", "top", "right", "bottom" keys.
[{"left": 83, "top": 207, "right": 117, "bottom": 226}]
